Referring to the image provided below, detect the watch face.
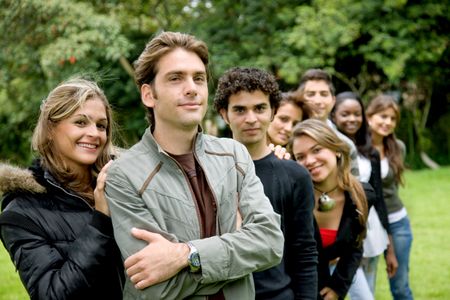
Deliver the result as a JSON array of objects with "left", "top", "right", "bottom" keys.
[
  {"left": 187, "top": 242, "right": 201, "bottom": 272},
  {"left": 190, "top": 252, "right": 201, "bottom": 268}
]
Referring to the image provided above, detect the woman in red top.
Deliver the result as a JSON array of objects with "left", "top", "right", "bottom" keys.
[{"left": 289, "top": 119, "right": 373, "bottom": 300}]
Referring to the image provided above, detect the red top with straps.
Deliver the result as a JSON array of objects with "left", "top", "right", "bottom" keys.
[{"left": 320, "top": 228, "right": 338, "bottom": 248}]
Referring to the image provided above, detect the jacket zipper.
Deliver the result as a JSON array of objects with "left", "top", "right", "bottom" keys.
[
  {"left": 46, "top": 175, "right": 124, "bottom": 293},
  {"left": 193, "top": 147, "right": 221, "bottom": 236},
  {"left": 192, "top": 136, "right": 222, "bottom": 300},
  {"left": 162, "top": 150, "right": 205, "bottom": 239},
  {"left": 45, "top": 178, "right": 94, "bottom": 210}
]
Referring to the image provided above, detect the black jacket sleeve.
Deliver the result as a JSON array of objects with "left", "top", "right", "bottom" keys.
[
  {"left": 0, "top": 206, "right": 119, "bottom": 300},
  {"left": 287, "top": 165, "right": 318, "bottom": 299},
  {"left": 369, "top": 149, "right": 390, "bottom": 233},
  {"left": 327, "top": 241, "right": 363, "bottom": 297},
  {"left": 322, "top": 184, "right": 375, "bottom": 298}
]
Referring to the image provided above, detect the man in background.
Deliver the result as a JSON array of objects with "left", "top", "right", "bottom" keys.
[
  {"left": 297, "top": 69, "right": 360, "bottom": 177},
  {"left": 215, "top": 66, "right": 318, "bottom": 300}
]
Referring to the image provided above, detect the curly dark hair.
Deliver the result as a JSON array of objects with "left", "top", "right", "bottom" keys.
[{"left": 213, "top": 67, "right": 282, "bottom": 113}]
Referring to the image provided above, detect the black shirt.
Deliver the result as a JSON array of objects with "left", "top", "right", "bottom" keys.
[{"left": 253, "top": 152, "right": 318, "bottom": 300}]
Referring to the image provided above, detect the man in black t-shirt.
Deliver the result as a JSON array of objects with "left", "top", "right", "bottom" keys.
[{"left": 214, "top": 67, "right": 318, "bottom": 300}]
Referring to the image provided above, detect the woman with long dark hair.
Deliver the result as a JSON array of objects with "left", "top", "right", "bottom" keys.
[
  {"left": 331, "top": 92, "right": 398, "bottom": 299},
  {"left": 366, "top": 95, "right": 413, "bottom": 300}
]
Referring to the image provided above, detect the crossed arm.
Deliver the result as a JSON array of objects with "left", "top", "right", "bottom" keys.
[{"left": 105, "top": 158, "right": 284, "bottom": 299}]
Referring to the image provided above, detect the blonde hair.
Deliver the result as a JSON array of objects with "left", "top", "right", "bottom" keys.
[
  {"left": 289, "top": 119, "right": 368, "bottom": 245},
  {"left": 32, "top": 78, "right": 114, "bottom": 203}
]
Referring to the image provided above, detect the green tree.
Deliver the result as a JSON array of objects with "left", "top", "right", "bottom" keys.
[
  {"left": 0, "top": 0, "right": 131, "bottom": 164},
  {"left": 1, "top": 0, "right": 448, "bottom": 167},
  {"left": 338, "top": 0, "right": 449, "bottom": 168},
  {"left": 189, "top": 0, "right": 449, "bottom": 167}
]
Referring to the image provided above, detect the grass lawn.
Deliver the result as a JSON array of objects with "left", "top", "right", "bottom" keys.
[
  {"left": 0, "top": 167, "right": 449, "bottom": 299},
  {"left": 374, "top": 166, "right": 450, "bottom": 299},
  {"left": 0, "top": 244, "right": 27, "bottom": 299}
]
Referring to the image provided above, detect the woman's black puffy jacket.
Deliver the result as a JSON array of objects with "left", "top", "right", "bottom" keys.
[{"left": 0, "top": 160, "right": 124, "bottom": 300}]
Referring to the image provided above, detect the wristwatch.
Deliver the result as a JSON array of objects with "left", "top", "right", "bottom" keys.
[{"left": 186, "top": 242, "right": 201, "bottom": 273}]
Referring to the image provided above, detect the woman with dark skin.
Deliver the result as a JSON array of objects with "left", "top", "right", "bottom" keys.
[
  {"left": 0, "top": 78, "right": 124, "bottom": 299},
  {"left": 331, "top": 92, "right": 398, "bottom": 299}
]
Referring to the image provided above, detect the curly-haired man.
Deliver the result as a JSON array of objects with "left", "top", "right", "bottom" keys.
[{"left": 215, "top": 67, "right": 318, "bottom": 300}]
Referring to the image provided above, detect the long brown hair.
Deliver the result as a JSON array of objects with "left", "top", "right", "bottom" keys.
[
  {"left": 32, "top": 78, "right": 114, "bottom": 204},
  {"left": 366, "top": 95, "right": 404, "bottom": 185},
  {"left": 289, "top": 119, "right": 368, "bottom": 245}
]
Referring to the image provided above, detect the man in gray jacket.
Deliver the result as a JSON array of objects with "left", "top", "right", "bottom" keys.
[{"left": 105, "top": 31, "right": 284, "bottom": 299}]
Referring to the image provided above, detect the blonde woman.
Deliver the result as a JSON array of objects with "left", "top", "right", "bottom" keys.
[
  {"left": 0, "top": 78, "right": 124, "bottom": 299},
  {"left": 289, "top": 119, "right": 373, "bottom": 300}
]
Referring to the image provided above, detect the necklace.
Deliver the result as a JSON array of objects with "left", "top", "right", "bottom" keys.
[{"left": 314, "top": 185, "right": 338, "bottom": 212}]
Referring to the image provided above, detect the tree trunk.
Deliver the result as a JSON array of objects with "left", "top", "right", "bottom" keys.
[{"left": 411, "top": 90, "right": 440, "bottom": 169}]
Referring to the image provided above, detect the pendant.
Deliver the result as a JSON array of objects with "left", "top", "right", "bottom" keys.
[{"left": 318, "top": 193, "right": 336, "bottom": 212}]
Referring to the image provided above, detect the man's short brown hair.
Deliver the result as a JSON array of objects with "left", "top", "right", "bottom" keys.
[
  {"left": 134, "top": 32, "right": 209, "bottom": 126},
  {"left": 297, "top": 69, "right": 335, "bottom": 96}
]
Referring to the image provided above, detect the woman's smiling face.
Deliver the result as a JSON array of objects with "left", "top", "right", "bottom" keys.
[
  {"left": 292, "top": 134, "right": 338, "bottom": 184},
  {"left": 333, "top": 98, "right": 363, "bottom": 138},
  {"left": 368, "top": 107, "right": 398, "bottom": 138},
  {"left": 52, "top": 98, "right": 108, "bottom": 173},
  {"left": 267, "top": 102, "right": 302, "bottom": 146}
]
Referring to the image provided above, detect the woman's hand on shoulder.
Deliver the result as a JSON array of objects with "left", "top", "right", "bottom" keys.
[
  {"left": 269, "top": 143, "right": 291, "bottom": 160},
  {"left": 94, "top": 160, "right": 113, "bottom": 216}
]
